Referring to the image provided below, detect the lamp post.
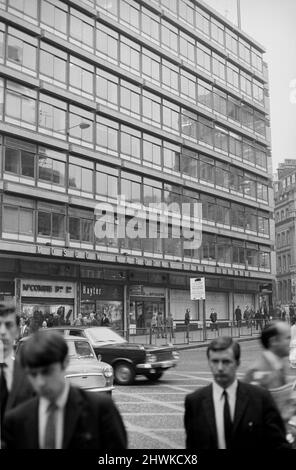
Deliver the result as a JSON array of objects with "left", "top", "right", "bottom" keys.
[{"left": 67, "top": 122, "right": 90, "bottom": 134}]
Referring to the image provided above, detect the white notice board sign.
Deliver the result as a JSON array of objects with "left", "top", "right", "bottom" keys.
[{"left": 190, "top": 277, "right": 205, "bottom": 300}]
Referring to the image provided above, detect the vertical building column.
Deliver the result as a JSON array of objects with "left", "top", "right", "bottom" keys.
[{"left": 124, "top": 284, "right": 129, "bottom": 340}]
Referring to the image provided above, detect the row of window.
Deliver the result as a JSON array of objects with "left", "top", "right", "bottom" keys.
[
  {"left": 0, "top": 77, "right": 268, "bottom": 173},
  {"left": 0, "top": 1, "right": 265, "bottom": 106},
  {"left": 84, "top": 0, "right": 264, "bottom": 73},
  {"left": 1, "top": 136, "right": 270, "bottom": 207},
  {"left": 275, "top": 207, "right": 292, "bottom": 223},
  {"left": 0, "top": 194, "right": 271, "bottom": 270},
  {"left": 0, "top": 21, "right": 266, "bottom": 122}
]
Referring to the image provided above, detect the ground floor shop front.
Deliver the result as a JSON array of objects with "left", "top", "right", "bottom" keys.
[{"left": 0, "top": 255, "right": 272, "bottom": 332}]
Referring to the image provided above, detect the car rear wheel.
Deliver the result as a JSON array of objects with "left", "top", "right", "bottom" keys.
[
  {"left": 145, "top": 371, "right": 163, "bottom": 382},
  {"left": 114, "top": 362, "right": 135, "bottom": 385}
]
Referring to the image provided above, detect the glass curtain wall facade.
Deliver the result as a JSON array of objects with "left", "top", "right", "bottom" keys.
[{"left": 0, "top": 0, "right": 274, "bottom": 323}]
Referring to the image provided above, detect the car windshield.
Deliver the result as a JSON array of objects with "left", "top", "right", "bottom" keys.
[
  {"left": 86, "top": 327, "right": 127, "bottom": 344},
  {"left": 68, "top": 340, "right": 94, "bottom": 358}
]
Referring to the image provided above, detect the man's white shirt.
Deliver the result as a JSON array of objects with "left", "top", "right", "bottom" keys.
[{"left": 212, "top": 380, "right": 238, "bottom": 449}]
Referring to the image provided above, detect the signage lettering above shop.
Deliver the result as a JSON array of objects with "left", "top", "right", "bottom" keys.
[
  {"left": 21, "top": 280, "right": 75, "bottom": 298},
  {"left": 22, "top": 284, "right": 72, "bottom": 294},
  {"left": 82, "top": 285, "right": 103, "bottom": 297}
]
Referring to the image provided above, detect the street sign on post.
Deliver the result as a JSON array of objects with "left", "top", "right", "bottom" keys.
[
  {"left": 190, "top": 277, "right": 205, "bottom": 300},
  {"left": 190, "top": 278, "right": 207, "bottom": 341}
]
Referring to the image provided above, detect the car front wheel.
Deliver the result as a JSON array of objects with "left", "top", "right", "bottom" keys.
[
  {"left": 114, "top": 362, "right": 135, "bottom": 385},
  {"left": 145, "top": 371, "right": 163, "bottom": 382}
]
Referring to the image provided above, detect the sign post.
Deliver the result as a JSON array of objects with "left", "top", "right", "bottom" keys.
[{"left": 190, "top": 278, "right": 206, "bottom": 341}]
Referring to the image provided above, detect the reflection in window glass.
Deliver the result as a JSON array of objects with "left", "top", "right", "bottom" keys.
[{"left": 7, "top": 29, "right": 37, "bottom": 74}]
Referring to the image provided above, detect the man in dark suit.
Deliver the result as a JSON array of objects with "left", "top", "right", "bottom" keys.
[
  {"left": 0, "top": 302, "right": 35, "bottom": 437},
  {"left": 3, "top": 330, "right": 127, "bottom": 449},
  {"left": 184, "top": 336, "right": 290, "bottom": 449}
]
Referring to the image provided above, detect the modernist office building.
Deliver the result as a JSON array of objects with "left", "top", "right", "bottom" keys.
[
  {"left": 274, "top": 160, "right": 296, "bottom": 305},
  {"left": 0, "top": 0, "right": 274, "bottom": 330}
]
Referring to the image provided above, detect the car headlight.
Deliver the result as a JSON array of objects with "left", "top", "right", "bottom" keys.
[
  {"left": 103, "top": 366, "right": 113, "bottom": 378},
  {"left": 146, "top": 353, "right": 157, "bottom": 363},
  {"left": 172, "top": 351, "right": 179, "bottom": 360}
]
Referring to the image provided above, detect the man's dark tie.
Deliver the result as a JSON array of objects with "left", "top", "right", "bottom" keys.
[
  {"left": 0, "top": 363, "right": 8, "bottom": 428},
  {"left": 223, "top": 390, "right": 232, "bottom": 449},
  {"left": 44, "top": 402, "right": 58, "bottom": 449}
]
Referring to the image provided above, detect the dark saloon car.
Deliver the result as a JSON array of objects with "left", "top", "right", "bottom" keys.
[{"left": 49, "top": 326, "right": 179, "bottom": 385}]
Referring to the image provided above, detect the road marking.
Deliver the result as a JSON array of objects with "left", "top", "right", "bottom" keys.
[
  {"left": 125, "top": 422, "right": 184, "bottom": 449},
  {"left": 115, "top": 389, "right": 184, "bottom": 411}
]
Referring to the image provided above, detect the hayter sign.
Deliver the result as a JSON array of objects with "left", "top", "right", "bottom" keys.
[{"left": 21, "top": 280, "right": 75, "bottom": 298}]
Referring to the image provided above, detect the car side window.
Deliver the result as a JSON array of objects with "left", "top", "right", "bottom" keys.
[{"left": 69, "top": 330, "right": 83, "bottom": 337}]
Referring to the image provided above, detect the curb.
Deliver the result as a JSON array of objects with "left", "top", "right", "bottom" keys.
[{"left": 173, "top": 336, "right": 259, "bottom": 351}]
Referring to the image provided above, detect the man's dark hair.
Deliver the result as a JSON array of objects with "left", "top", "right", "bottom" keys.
[
  {"left": 0, "top": 301, "right": 16, "bottom": 317},
  {"left": 206, "top": 336, "right": 241, "bottom": 362},
  {"left": 260, "top": 322, "right": 282, "bottom": 349},
  {"left": 20, "top": 330, "right": 68, "bottom": 369}
]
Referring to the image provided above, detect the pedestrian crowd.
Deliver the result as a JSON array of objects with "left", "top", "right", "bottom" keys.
[
  {"left": 1, "top": 300, "right": 296, "bottom": 451},
  {"left": 17, "top": 308, "right": 112, "bottom": 339}
]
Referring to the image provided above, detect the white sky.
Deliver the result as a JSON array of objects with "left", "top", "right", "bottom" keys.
[{"left": 203, "top": 0, "right": 296, "bottom": 172}]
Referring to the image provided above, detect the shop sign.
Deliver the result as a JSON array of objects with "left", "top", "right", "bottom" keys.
[
  {"left": 21, "top": 280, "right": 75, "bottom": 298},
  {"left": 130, "top": 286, "right": 165, "bottom": 297},
  {"left": 129, "top": 285, "right": 144, "bottom": 296},
  {"left": 81, "top": 283, "right": 123, "bottom": 301}
]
